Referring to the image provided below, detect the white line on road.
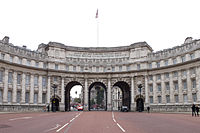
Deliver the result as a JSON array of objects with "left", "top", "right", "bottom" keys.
[
  {"left": 112, "top": 112, "right": 126, "bottom": 132},
  {"left": 44, "top": 124, "right": 61, "bottom": 132},
  {"left": 117, "top": 123, "right": 126, "bottom": 133},
  {"left": 56, "top": 123, "right": 69, "bottom": 132},
  {"left": 9, "top": 117, "right": 32, "bottom": 121}
]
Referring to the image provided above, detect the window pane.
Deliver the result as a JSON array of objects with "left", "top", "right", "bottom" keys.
[{"left": 25, "top": 92, "right": 29, "bottom": 103}]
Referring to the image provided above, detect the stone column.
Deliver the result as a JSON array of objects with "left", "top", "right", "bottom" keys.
[
  {"left": 84, "top": 78, "right": 88, "bottom": 110},
  {"left": 161, "top": 74, "right": 166, "bottom": 104},
  {"left": 12, "top": 71, "right": 17, "bottom": 103},
  {"left": 145, "top": 75, "right": 149, "bottom": 104},
  {"left": 38, "top": 75, "right": 42, "bottom": 104},
  {"left": 153, "top": 75, "right": 157, "bottom": 104},
  {"left": 107, "top": 77, "right": 112, "bottom": 111},
  {"left": 30, "top": 75, "right": 34, "bottom": 104},
  {"left": 169, "top": 72, "right": 174, "bottom": 103},
  {"left": 197, "top": 67, "right": 200, "bottom": 102},
  {"left": 131, "top": 76, "right": 135, "bottom": 111},
  {"left": 3, "top": 69, "right": 8, "bottom": 103},
  {"left": 21, "top": 73, "right": 26, "bottom": 103},
  {"left": 47, "top": 76, "right": 51, "bottom": 104},
  {"left": 178, "top": 71, "right": 183, "bottom": 103},
  {"left": 61, "top": 77, "right": 65, "bottom": 104},
  {"left": 187, "top": 69, "right": 192, "bottom": 103}
]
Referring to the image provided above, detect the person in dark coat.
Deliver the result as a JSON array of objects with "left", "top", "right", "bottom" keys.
[
  {"left": 192, "top": 104, "right": 196, "bottom": 117},
  {"left": 147, "top": 106, "right": 150, "bottom": 113},
  {"left": 47, "top": 104, "right": 50, "bottom": 112},
  {"left": 196, "top": 105, "right": 199, "bottom": 117}
]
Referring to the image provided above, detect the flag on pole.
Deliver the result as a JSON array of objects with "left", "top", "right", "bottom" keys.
[{"left": 95, "top": 9, "right": 98, "bottom": 18}]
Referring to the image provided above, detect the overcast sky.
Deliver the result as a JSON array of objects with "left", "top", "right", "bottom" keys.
[{"left": 0, "top": 0, "right": 200, "bottom": 52}]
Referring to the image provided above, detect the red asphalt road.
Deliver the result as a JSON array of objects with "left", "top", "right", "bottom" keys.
[{"left": 0, "top": 111, "right": 200, "bottom": 133}]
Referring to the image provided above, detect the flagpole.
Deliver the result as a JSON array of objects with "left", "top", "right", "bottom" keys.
[{"left": 96, "top": 9, "right": 99, "bottom": 47}]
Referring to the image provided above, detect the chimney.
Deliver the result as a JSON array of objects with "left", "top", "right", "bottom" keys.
[{"left": 22, "top": 45, "right": 27, "bottom": 49}]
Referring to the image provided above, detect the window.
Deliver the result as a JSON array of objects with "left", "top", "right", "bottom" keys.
[
  {"left": 80, "top": 66, "right": 84, "bottom": 72},
  {"left": 42, "top": 77, "right": 47, "bottom": 87},
  {"left": 53, "top": 77, "right": 57, "bottom": 82},
  {"left": 43, "top": 63, "right": 47, "bottom": 68},
  {"left": 165, "top": 82, "right": 170, "bottom": 90},
  {"left": 103, "top": 67, "right": 106, "bottom": 72},
  {"left": 96, "top": 67, "right": 99, "bottom": 72},
  {"left": 190, "top": 53, "right": 195, "bottom": 60},
  {"left": 192, "top": 93, "right": 197, "bottom": 102},
  {"left": 183, "top": 80, "right": 187, "bottom": 90},
  {"left": 0, "top": 89, "right": 2, "bottom": 103},
  {"left": 149, "top": 75, "right": 153, "bottom": 81},
  {"left": 149, "top": 85, "right": 153, "bottom": 92},
  {"left": 127, "top": 65, "right": 130, "bottom": 71},
  {"left": 182, "top": 70, "right": 187, "bottom": 76},
  {"left": 165, "top": 60, "right": 168, "bottom": 66},
  {"left": 18, "top": 58, "right": 22, "bottom": 64},
  {"left": 181, "top": 56, "right": 186, "bottom": 62},
  {"left": 65, "top": 65, "right": 69, "bottom": 71},
  {"left": 137, "top": 64, "right": 140, "bottom": 70},
  {"left": 165, "top": 73, "right": 169, "bottom": 79},
  {"left": 174, "top": 82, "right": 178, "bottom": 90},
  {"left": 25, "top": 92, "right": 29, "bottom": 103},
  {"left": 10, "top": 56, "right": 13, "bottom": 62},
  {"left": 35, "top": 62, "right": 39, "bottom": 67},
  {"left": 73, "top": 66, "right": 76, "bottom": 71},
  {"left": 8, "top": 91, "right": 12, "bottom": 103},
  {"left": 157, "top": 84, "right": 161, "bottom": 91},
  {"left": 1, "top": 53, "right": 5, "bottom": 59},
  {"left": 166, "top": 95, "right": 170, "bottom": 103},
  {"left": 192, "top": 79, "right": 196, "bottom": 89},
  {"left": 17, "top": 91, "right": 21, "bottom": 103},
  {"left": 17, "top": 74, "right": 21, "bottom": 84},
  {"left": 119, "top": 66, "right": 122, "bottom": 71},
  {"left": 190, "top": 68, "right": 196, "bottom": 75},
  {"left": 55, "top": 64, "right": 58, "bottom": 70},
  {"left": 34, "top": 76, "right": 38, "bottom": 86},
  {"left": 25, "top": 75, "right": 30, "bottom": 85},
  {"left": 158, "top": 96, "right": 162, "bottom": 103},
  {"left": 183, "top": 94, "right": 188, "bottom": 103},
  {"left": 175, "top": 95, "right": 179, "bottom": 103},
  {"left": 149, "top": 63, "right": 152, "bottom": 69},
  {"left": 157, "top": 62, "right": 160, "bottom": 68},
  {"left": 112, "top": 67, "right": 115, "bottom": 72},
  {"left": 8, "top": 72, "right": 13, "bottom": 84},
  {"left": 149, "top": 96, "right": 153, "bottom": 103},
  {"left": 42, "top": 93, "right": 46, "bottom": 104},
  {"left": 27, "top": 60, "right": 31, "bottom": 66},
  {"left": 156, "top": 74, "right": 161, "bottom": 80},
  {"left": 173, "top": 58, "right": 177, "bottom": 64},
  {"left": 34, "top": 93, "right": 38, "bottom": 104},
  {"left": 173, "top": 71, "right": 178, "bottom": 77},
  {"left": 0, "top": 70, "right": 3, "bottom": 82}
]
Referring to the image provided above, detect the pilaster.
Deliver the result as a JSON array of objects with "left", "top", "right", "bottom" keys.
[
  {"left": 47, "top": 76, "right": 51, "bottom": 104},
  {"left": 131, "top": 76, "right": 135, "bottom": 111},
  {"left": 12, "top": 71, "right": 17, "bottom": 103},
  {"left": 3, "top": 69, "right": 8, "bottom": 103},
  {"left": 30, "top": 75, "right": 34, "bottom": 104},
  {"left": 84, "top": 78, "right": 88, "bottom": 110},
  {"left": 21, "top": 73, "right": 25, "bottom": 103},
  {"left": 38, "top": 75, "right": 42, "bottom": 104}
]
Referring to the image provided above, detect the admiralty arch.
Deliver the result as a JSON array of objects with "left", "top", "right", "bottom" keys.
[{"left": 0, "top": 36, "right": 200, "bottom": 112}]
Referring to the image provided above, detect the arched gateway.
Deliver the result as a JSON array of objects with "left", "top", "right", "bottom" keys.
[{"left": 1, "top": 36, "right": 199, "bottom": 112}]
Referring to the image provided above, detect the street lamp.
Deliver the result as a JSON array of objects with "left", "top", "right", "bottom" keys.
[
  {"left": 138, "top": 84, "right": 142, "bottom": 112},
  {"left": 52, "top": 83, "right": 57, "bottom": 112}
]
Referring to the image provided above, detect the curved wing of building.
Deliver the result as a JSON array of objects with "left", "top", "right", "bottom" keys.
[{"left": 0, "top": 36, "right": 200, "bottom": 112}]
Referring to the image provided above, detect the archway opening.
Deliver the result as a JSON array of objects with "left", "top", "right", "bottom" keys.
[
  {"left": 89, "top": 82, "right": 107, "bottom": 111},
  {"left": 136, "top": 98, "right": 144, "bottom": 112},
  {"left": 65, "top": 81, "right": 83, "bottom": 111},
  {"left": 113, "top": 81, "right": 130, "bottom": 111}
]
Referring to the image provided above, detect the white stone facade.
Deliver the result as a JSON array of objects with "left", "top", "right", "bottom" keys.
[{"left": 0, "top": 36, "right": 200, "bottom": 112}]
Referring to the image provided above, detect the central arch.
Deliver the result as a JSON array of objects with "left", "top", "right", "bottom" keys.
[
  {"left": 88, "top": 82, "right": 107, "bottom": 111},
  {"left": 113, "top": 81, "right": 131, "bottom": 111},
  {"left": 65, "top": 81, "right": 83, "bottom": 111}
]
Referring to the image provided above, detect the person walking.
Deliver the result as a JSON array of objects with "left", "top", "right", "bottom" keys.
[
  {"left": 196, "top": 105, "right": 199, "bottom": 117},
  {"left": 192, "top": 104, "right": 196, "bottom": 117},
  {"left": 47, "top": 104, "right": 50, "bottom": 112},
  {"left": 147, "top": 106, "right": 150, "bottom": 113}
]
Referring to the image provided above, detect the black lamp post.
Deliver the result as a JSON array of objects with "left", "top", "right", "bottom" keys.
[
  {"left": 138, "top": 84, "right": 142, "bottom": 112},
  {"left": 118, "top": 91, "right": 120, "bottom": 111},
  {"left": 52, "top": 83, "right": 57, "bottom": 112}
]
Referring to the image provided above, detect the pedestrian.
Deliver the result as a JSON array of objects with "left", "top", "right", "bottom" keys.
[
  {"left": 47, "top": 104, "right": 50, "bottom": 112},
  {"left": 191, "top": 104, "right": 196, "bottom": 117},
  {"left": 196, "top": 105, "right": 199, "bottom": 117},
  {"left": 147, "top": 106, "right": 150, "bottom": 113}
]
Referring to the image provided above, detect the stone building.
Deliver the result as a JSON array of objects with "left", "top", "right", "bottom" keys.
[{"left": 0, "top": 36, "right": 200, "bottom": 112}]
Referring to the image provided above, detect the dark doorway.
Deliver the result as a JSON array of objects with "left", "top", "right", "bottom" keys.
[
  {"left": 89, "top": 82, "right": 107, "bottom": 111},
  {"left": 113, "top": 81, "right": 131, "bottom": 111},
  {"left": 136, "top": 98, "right": 144, "bottom": 112},
  {"left": 65, "top": 81, "right": 83, "bottom": 111},
  {"left": 51, "top": 98, "right": 60, "bottom": 111}
]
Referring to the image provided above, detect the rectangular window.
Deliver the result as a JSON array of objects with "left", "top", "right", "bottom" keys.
[
  {"left": 80, "top": 66, "right": 84, "bottom": 72},
  {"left": 157, "top": 62, "right": 160, "bottom": 68},
  {"left": 17, "top": 91, "right": 21, "bottom": 103},
  {"left": 183, "top": 94, "right": 188, "bottom": 103},
  {"left": 165, "top": 73, "right": 169, "bottom": 79},
  {"left": 25, "top": 75, "right": 30, "bottom": 85},
  {"left": 35, "top": 62, "right": 39, "bottom": 67},
  {"left": 55, "top": 64, "right": 58, "bottom": 70},
  {"left": 119, "top": 66, "right": 122, "bottom": 71},
  {"left": 0, "top": 90, "right": 2, "bottom": 103},
  {"left": 34, "top": 93, "right": 38, "bottom": 104},
  {"left": 17, "top": 74, "right": 21, "bottom": 84},
  {"left": 112, "top": 67, "right": 115, "bottom": 72},
  {"left": 149, "top": 85, "right": 153, "bottom": 92},
  {"left": 8, "top": 91, "right": 12, "bottom": 103},
  {"left": 166, "top": 95, "right": 170, "bottom": 103},
  {"left": 73, "top": 66, "right": 76, "bottom": 71},
  {"left": 182, "top": 70, "right": 187, "bottom": 76},
  {"left": 181, "top": 56, "right": 186, "bottom": 62},
  {"left": 1, "top": 53, "right": 5, "bottom": 59},
  {"left": 18, "top": 58, "right": 22, "bottom": 64},
  {"left": 149, "top": 63, "right": 152, "bottom": 69},
  {"left": 27, "top": 60, "right": 31, "bottom": 66},
  {"left": 25, "top": 92, "right": 29, "bottom": 103},
  {"left": 175, "top": 95, "right": 179, "bottom": 103},
  {"left": 53, "top": 77, "right": 57, "bottom": 82},
  {"left": 156, "top": 74, "right": 161, "bottom": 80},
  {"left": 127, "top": 65, "right": 130, "bottom": 71},
  {"left": 157, "top": 84, "right": 161, "bottom": 91},
  {"left": 190, "top": 53, "right": 195, "bottom": 60},
  {"left": 65, "top": 65, "right": 68, "bottom": 71},
  {"left": 192, "top": 79, "right": 196, "bottom": 89},
  {"left": 183, "top": 80, "right": 187, "bottom": 90},
  {"left": 8, "top": 72, "right": 13, "bottom": 84},
  {"left": 103, "top": 67, "right": 106, "bottom": 72},
  {"left": 42, "top": 93, "right": 46, "bottom": 104},
  {"left": 190, "top": 68, "right": 196, "bottom": 75},
  {"left": 10, "top": 56, "right": 13, "bottom": 62},
  {"left": 158, "top": 96, "right": 162, "bottom": 103},
  {"left": 174, "top": 82, "right": 178, "bottom": 90},
  {"left": 173, "top": 71, "right": 178, "bottom": 77},
  {"left": 173, "top": 58, "right": 177, "bottom": 64},
  {"left": 0, "top": 70, "right": 3, "bottom": 82},
  {"left": 96, "top": 67, "right": 99, "bottom": 72},
  {"left": 192, "top": 93, "right": 197, "bottom": 102},
  {"left": 137, "top": 64, "right": 140, "bottom": 70},
  {"left": 165, "top": 60, "right": 168, "bottom": 66},
  {"left": 42, "top": 77, "right": 46, "bottom": 87},
  {"left": 165, "top": 82, "right": 170, "bottom": 90},
  {"left": 150, "top": 96, "right": 153, "bottom": 103},
  {"left": 43, "top": 63, "right": 47, "bottom": 68},
  {"left": 34, "top": 76, "right": 38, "bottom": 86},
  {"left": 149, "top": 75, "right": 153, "bottom": 81}
]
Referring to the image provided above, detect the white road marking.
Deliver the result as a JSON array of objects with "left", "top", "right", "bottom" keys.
[
  {"left": 44, "top": 124, "right": 61, "bottom": 132},
  {"left": 56, "top": 123, "right": 69, "bottom": 132},
  {"left": 112, "top": 112, "right": 126, "bottom": 132},
  {"left": 9, "top": 117, "right": 32, "bottom": 121}
]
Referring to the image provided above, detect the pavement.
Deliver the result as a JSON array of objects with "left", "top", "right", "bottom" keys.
[{"left": 0, "top": 111, "right": 200, "bottom": 133}]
